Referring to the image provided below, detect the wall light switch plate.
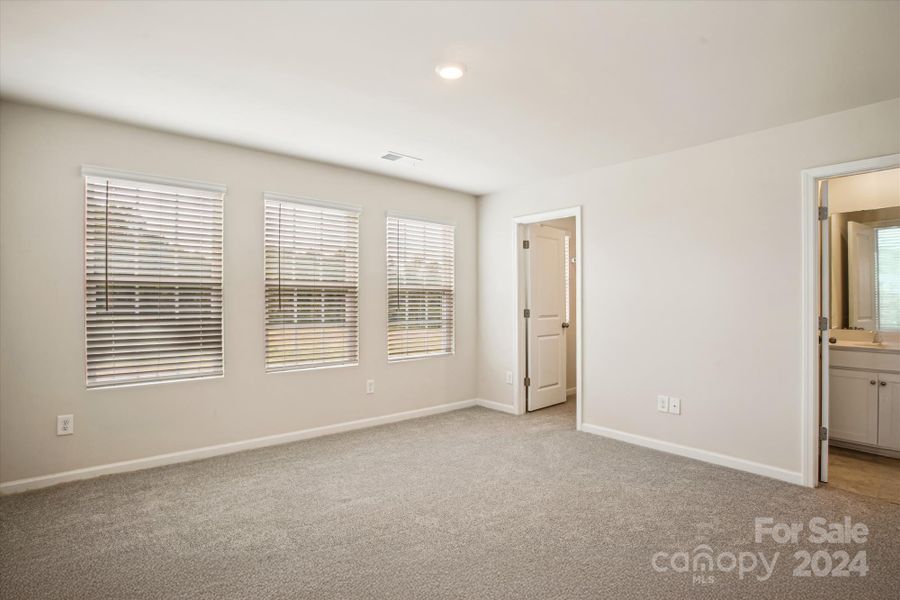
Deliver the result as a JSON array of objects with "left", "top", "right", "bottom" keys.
[
  {"left": 366, "top": 380, "right": 375, "bottom": 394},
  {"left": 505, "top": 371, "right": 513, "bottom": 385},
  {"left": 57, "top": 414, "right": 74, "bottom": 436},
  {"left": 657, "top": 395, "right": 669, "bottom": 413},
  {"left": 668, "top": 397, "right": 681, "bottom": 415}
]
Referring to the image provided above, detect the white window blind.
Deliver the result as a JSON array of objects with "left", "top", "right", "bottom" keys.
[
  {"left": 84, "top": 172, "right": 224, "bottom": 388},
  {"left": 264, "top": 195, "right": 360, "bottom": 371},
  {"left": 875, "top": 225, "right": 900, "bottom": 331},
  {"left": 386, "top": 216, "right": 455, "bottom": 360}
]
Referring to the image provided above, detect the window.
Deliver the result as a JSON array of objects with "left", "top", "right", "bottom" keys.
[
  {"left": 386, "top": 216, "right": 455, "bottom": 360},
  {"left": 264, "top": 194, "right": 360, "bottom": 371},
  {"left": 84, "top": 169, "right": 224, "bottom": 387},
  {"left": 875, "top": 225, "right": 900, "bottom": 331}
]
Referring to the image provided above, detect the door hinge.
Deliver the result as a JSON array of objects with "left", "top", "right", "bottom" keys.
[
  {"left": 819, "top": 426, "right": 828, "bottom": 441},
  {"left": 818, "top": 206, "right": 828, "bottom": 220},
  {"left": 524, "top": 308, "right": 531, "bottom": 318},
  {"left": 524, "top": 376, "right": 531, "bottom": 387},
  {"left": 819, "top": 316, "right": 828, "bottom": 331},
  {"left": 523, "top": 240, "right": 530, "bottom": 249}
]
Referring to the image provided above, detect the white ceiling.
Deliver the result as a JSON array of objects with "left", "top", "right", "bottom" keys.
[{"left": 1, "top": 1, "right": 898, "bottom": 195}]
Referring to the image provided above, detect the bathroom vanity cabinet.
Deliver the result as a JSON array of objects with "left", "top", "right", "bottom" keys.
[{"left": 830, "top": 346, "right": 900, "bottom": 454}]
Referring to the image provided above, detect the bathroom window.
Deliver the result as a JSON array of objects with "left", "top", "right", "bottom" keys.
[
  {"left": 84, "top": 169, "right": 225, "bottom": 387},
  {"left": 386, "top": 216, "right": 455, "bottom": 360},
  {"left": 875, "top": 225, "right": 900, "bottom": 331},
  {"left": 264, "top": 194, "right": 360, "bottom": 372}
]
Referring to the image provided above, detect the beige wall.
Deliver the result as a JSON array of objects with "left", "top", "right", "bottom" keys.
[
  {"left": 477, "top": 98, "right": 900, "bottom": 475},
  {"left": 829, "top": 168, "right": 900, "bottom": 214},
  {"left": 0, "top": 101, "right": 478, "bottom": 484}
]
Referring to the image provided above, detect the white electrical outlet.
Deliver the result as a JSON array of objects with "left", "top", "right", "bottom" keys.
[
  {"left": 57, "top": 414, "right": 74, "bottom": 436},
  {"left": 656, "top": 395, "right": 669, "bottom": 413},
  {"left": 366, "top": 379, "right": 375, "bottom": 394},
  {"left": 505, "top": 371, "right": 513, "bottom": 385},
  {"left": 669, "top": 397, "right": 681, "bottom": 415}
]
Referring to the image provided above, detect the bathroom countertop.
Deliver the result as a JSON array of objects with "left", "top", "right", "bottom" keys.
[{"left": 829, "top": 340, "right": 900, "bottom": 353}]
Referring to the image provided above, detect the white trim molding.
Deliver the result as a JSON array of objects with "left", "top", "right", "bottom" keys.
[
  {"left": 582, "top": 423, "right": 803, "bottom": 486},
  {"left": 475, "top": 398, "right": 518, "bottom": 414},
  {"left": 81, "top": 165, "right": 227, "bottom": 193},
  {"left": 799, "top": 154, "right": 900, "bottom": 488},
  {"left": 0, "top": 399, "right": 477, "bottom": 495},
  {"left": 512, "top": 206, "right": 583, "bottom": 430},
  {"left": 264, "top": 191, "right": 362, "bottom": 214}
]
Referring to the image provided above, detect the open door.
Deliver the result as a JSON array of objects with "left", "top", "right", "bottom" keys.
[
  {"left": 819, "top": 180, "right": 830, "bottom": 483},
  {"left": 525, "top": 224, "right": 567, "bottom": 411}
]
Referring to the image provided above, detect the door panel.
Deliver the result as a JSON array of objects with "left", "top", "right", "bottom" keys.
[
  {"left": 537, "top": 335, "right": 562, "bottom": 388},
  {"left": 526, "top": 224, "right": 567, "bottom": 411},
  {"left": 878, "top": 373, "right": 900, "bottom": 451},
  {"left": 829, "top": 368, "right": 878, "bottom": 445}
]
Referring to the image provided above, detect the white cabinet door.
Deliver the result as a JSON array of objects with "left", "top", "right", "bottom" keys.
[
  {"left": 829, "top": 368, "right": 878, "bottom": 445},
  {"left": 877, "top": 373, "right": 900, "bottom": 451}
]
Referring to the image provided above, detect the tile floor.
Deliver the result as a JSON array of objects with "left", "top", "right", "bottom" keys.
[{"left": 827, "top": 445, "right": 900, "bottom": 503}]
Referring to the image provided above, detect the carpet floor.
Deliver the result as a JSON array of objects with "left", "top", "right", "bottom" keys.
[{"left": 1, "top": 401, "right": 899, "bottom": 599}]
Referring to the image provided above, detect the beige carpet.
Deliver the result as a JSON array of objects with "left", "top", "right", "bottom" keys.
[{"left": 2, "top": 400, "right": 899, "bottom": 599}]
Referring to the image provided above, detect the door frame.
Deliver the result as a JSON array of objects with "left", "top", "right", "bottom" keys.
[
  {"left": 512, "top": 206, "right": 583, "bottom": 429},
  {"left": 800, "top": 153, "right": 899, "bottom": 488}
]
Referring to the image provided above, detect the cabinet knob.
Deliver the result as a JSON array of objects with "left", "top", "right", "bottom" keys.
[
  {"left": 870, "top": 380, "right": 877, "bottom": 385},
  {"left": 881, "top": 381, "right": 887, "bottom": 386}
]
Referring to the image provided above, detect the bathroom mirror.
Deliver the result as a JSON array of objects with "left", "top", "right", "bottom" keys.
[{"left": 827, "top": 168, "right": 900, "bottom": 332}]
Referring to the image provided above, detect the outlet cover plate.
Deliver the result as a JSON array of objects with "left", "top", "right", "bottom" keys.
[
  {"left": 366, "top": 379, "right": 375, "bottom": 394},
  {"left": 656, "top": 395, "right": 669, "bottom": 412},
  {"left": 669, "top": 397, "right": 681, "bottom": 415},
  {"left": 57, "top": 414, "right": 74, "bottom": 436}
]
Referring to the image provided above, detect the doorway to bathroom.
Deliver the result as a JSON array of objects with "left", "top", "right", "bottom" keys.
[
  {"left": 513, "top": 207, "right": 582, "bottom": 430},
  {"left": 803, "top": 154, "right": 900, "bottom": 501}
]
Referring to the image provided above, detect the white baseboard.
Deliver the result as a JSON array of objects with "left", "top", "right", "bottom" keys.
[
  {"left": 566, "top": 387, "right": 576, "bottom": 396},
  {"left": 0, "top": 399, "right": 477, "bottom": 495},
  {"left": 581, "top": 423, "right": 804, "bottom": 486},
  {"left": 475, "top": 398, "right": 518, "bottom": 415}
]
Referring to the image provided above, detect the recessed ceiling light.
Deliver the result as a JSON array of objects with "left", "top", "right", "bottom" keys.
[{"left": 435, "top": 63, "right": 466, "bottom": 80}]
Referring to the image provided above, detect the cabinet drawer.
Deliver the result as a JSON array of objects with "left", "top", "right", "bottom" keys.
[{"left": 829, "top": 348, "right": 900, "bottom": 372}]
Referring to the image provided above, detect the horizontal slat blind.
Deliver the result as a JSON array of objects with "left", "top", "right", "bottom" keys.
[
  {"left": 84, "top": 175, "right": 224, "bottom": 387},
  {"left": 265, "top": 196, "right": 360, "bottom": 371},
  {"left": 875, "top": 226, "right": 900, "bottom": 331},
  {"left": 386, "top": 216, "right": 455, "bottom": 360}
]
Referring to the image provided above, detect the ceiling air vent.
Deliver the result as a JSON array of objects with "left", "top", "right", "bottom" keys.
[{"left": 381, "top": 151, "right": 423, "bottom": 165}]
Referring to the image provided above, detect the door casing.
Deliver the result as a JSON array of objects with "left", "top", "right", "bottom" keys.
[
  {"left": 512, "top": 206, "right": 583, "bottom": 429},
  {"left": 800, "top": 153, "right": 900, "bottom": 488}
]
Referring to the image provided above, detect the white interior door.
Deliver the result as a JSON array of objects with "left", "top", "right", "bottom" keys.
[
  {"left": 526, "top": 224, "right": 567, "bottom": 411},
  {"left": 819, "top": 180, "right": 830, "bottom": 483},
  {"left": 848, "top": 221, "right": 876, "bottom": 330}
]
